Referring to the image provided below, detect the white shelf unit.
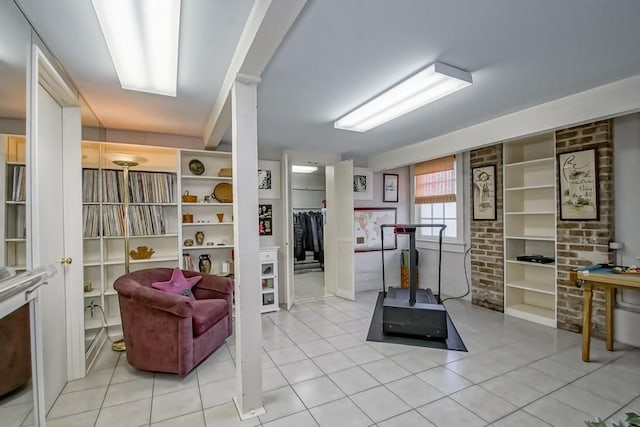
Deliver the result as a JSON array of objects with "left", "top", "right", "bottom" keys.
[
  {"left": 2, "top": 135, "right": 27, "bottom": 273},
  {"left": 260, "top": 247, "right": 279, "bottom": 313},
  {"left": 178, "top": 149, "right": 235, "bottom": 275},
  {"left": 503, "top": 134, "right": 557, "bottom": 327},
  {"left": 81, "top": 141, "right": 180, "bottom": 356}
]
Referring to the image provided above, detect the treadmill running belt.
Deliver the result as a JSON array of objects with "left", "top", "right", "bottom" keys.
[{"left": 366, "top": 292, "right": 467, "bottom": 352}]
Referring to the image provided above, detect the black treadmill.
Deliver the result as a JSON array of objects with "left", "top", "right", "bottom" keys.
[{"left": 380, "top": 224, "right": 448, "bottom": 340}]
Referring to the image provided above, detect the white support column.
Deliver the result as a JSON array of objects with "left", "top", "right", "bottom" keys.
[{"left": 231, "top": 73, "right": 264, "bottom": 420}]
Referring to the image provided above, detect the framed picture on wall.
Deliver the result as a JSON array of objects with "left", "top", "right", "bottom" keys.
[
  {"left": 258, "top": 160, "right": 281, "bottom": 199},
  {"left": 383, "top": 173, "right": 399, "bottom": 202},
  {"left": 558, "top": 148, "right": 599, "bottom": 220},
  {"left": 472, "top": 165, "right": 496, "bottom": 220},
  {"left": 353, "top": 167, "right": 373, "bottom": 200},
  {"left": 354, "top": 207, "right": 397, "bottom": 252},
  {"left": 258, "top": 204, "right": 273, "bottom": 235}
]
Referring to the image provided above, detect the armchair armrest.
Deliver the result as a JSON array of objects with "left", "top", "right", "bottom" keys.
[
  {"left": 193, "top": 274, "right": 233, "bottom": 298},
  {"left": 132, "top": 286, "right": 194, "bottom": 318}
]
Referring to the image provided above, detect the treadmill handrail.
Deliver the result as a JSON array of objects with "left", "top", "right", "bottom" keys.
[{"left": 380, "top": 224, "right": 446, "bottom": 303}]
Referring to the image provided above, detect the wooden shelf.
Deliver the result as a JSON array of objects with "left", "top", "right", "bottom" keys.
[
  {"left": 506, "top": 259, "right": 555, "bottom": 269},
  {"left": 181, "top": 175, "right": 232, "bottom": 181},
  {"left": 505, "top": 211, "right": 555, "bottom": 215},
  {"left": 182, "top": 202, "right": 233, "bottom": 206},
  {"left": 181, "top": 245, "right": 233, "bottom": 250},
  {"left": 505, "top": 281, "right": 555, "bottom": 295},
  {"left": 505, "top": 235, "right": 555, "bottom": 241},
  {"left": 182, "top": 222, "right": 233, "bottom": 226},
  {"left": 505, "top": 304, "right": 555, "bottom": 327},
  {"left": 504, "top": 157, "right": 554, "bottom": 168}
]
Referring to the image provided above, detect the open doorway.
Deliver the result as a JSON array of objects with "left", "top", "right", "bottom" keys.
[{"left": 291, "top": 164, "right": 329, "bottom": 301}]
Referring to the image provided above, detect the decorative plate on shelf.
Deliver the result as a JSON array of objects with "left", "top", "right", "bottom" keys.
[
  {"left": 188, "top": 159, "right": 205, "bottom": 175},
  {"left": 213, "top": 182, "right": 233, "bottom": 203}
]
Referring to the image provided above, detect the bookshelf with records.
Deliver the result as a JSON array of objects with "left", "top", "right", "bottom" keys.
[
  {"left": 81, "top": 141, "right": 180, "bottom": 355},
  {"left": 2, "top": 134, "right": 27, "bottom": 273}
]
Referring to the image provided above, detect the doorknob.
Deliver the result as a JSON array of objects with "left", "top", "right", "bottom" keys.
[{"left": 58, "top": 257, "right": 72, "bottom": 265}]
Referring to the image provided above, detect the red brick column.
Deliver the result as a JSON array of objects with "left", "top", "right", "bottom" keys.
[
  {"left": 470, "top": 145, "right": 504, "bottom": 311},
  {"left": 556, "top": 120, "right": 614, "bottom": 337}
]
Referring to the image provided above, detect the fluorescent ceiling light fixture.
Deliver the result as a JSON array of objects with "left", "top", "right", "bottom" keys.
[
  {"left": 292, "top": 165, "right": 318, "bottom": 174},
  {"left": 92, "top": 0, "right": 181, "bottom": 96},
  {"left": 334, "top": 62, "right": 472, "bottom": 132}
]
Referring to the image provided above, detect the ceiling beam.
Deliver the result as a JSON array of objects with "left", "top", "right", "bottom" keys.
[{"left": 203, "top": 0, "right": 307, "bottom": 149}]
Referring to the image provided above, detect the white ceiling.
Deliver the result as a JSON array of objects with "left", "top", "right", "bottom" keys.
[{"left": 14, "top": 0, "right": 640, "bottom": 158}]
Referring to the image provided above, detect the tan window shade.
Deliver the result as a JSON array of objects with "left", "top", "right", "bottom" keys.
[{"left": 414, "top": 155, "right": 456, "bottom": 204}]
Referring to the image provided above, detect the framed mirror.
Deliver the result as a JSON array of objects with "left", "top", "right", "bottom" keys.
[{"left": 0, "top": 2, "right": 38, "bottom": 426}]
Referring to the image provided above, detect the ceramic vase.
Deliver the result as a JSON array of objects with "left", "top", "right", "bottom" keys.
[
  {"left": 199, "top": 254, "right": 212, "bottom": 274},
  {"left": 195, "top": 231, "right": 205, "bottom": 245}
]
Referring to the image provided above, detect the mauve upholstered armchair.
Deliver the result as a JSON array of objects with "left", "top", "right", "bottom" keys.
[{"left": 113, "top": 268, "right": 233, "bottom": 375}]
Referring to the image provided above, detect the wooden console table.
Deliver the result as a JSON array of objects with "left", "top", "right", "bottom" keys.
[{"left": 571, "top": 265, "right": 640, "bottom": 362}]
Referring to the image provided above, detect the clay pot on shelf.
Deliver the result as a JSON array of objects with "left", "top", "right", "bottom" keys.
[
  {"left": 199, "top": 254, "right": 212, "bottom": 274},
  {"left": 195, "top": 231, "right": 205, "bottom": 245}
]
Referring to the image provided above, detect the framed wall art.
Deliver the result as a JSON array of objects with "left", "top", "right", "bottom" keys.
[
  {"left": 353, "top": 167, "right": 373, "bottom": 200},
  {"left": 558, "top": 148, "right": 599, "bottom": 220},
  {"left": 258, "top": 204, "right": 273, "bottom": 235},
  {"left": 354, "top": 207, "right": 397, "bottom": 252},
  {"left": 257, "top": 160, "right": 281, "bottom": 199},
  {"left": 383, "top": 173, "right": 399, "bottom": 203},
  {"left": 472, "top": 165, "right": 496, "bottom": 220}
]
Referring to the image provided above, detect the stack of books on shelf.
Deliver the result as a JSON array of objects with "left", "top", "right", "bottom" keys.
[
  {"left": 83, "top": 205, "right": 100, "bottom": 237},
  {"left": 11, "top": 166, "right": 26, "bottom": 202},
  {"left": 127, "top": 205, "right": 168, "bottom": 236},
  {"left": 82, "top": 169, "right": 100, "bottom": 202},
  {"left": 182, "top": 254, "right": 194, "bottom": 271},
  {"left": 102, "top": 170, "right": 125, "bottom": 203},
  {"left": 128, "top": 172, "right": 176, "bottom": 203}
]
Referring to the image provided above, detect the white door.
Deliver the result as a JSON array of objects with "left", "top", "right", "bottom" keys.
[
  {"left": 324, "top": 166, "right": 337, "bottom": 296},
  {"left": 282, "top": 153, "right": 295, "bottom": 309},
  {"left": 29, "top": 47, "right": 84, "bottom": 415},
  {"left": 33, "top": 84, "right": 67, "bottom": 410},
  {"left": 329, "top": 159, "right": 355, "bottom": 300}
]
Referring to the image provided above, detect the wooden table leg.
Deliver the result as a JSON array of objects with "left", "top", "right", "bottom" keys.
[
  {"left": 606, "top": 286, "right": 615, "bottom": 351},
  {"left": 582, "top": 283, "right": 593, "bottom": 362}
]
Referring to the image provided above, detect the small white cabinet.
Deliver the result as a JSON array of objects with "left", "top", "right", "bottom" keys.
[{"left": 260, "top": 247, "right": 279, "bottom": 313}]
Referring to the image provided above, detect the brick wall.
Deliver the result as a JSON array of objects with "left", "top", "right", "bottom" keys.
[
  {"left": 470, "top": 145, "right": 504, "bottom": 311},
  {"left": 555, "top": 120, "right": 614, "bottom": 338}
]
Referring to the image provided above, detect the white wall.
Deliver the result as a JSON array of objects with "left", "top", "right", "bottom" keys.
[
  {"left": 613, "top": 112, "right": 640, "bottom": 347},
  {"left": 354, "top": 166, "right": 410, "bottom": 293}
]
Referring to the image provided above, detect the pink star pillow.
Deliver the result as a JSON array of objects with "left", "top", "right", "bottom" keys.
[{"left": 151, "top": 269, "right": 202, "bottom": 300}]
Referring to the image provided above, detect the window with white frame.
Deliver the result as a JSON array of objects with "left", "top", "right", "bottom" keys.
[{"left": 413, "top": 155, "right": 458, "bottom": 240}]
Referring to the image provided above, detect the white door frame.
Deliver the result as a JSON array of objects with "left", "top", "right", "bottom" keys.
[
  {"left": 281, "top": 151, "right": 342, "bottom": 308},
  {"left": 28, "top": 45, "right": 84, "bottom": 393}
]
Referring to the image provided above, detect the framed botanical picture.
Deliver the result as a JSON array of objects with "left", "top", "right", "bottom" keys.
[
  {"left": 353, "top": 167, "right": 373, "bottom": 200},
  {"left": 258, "top": 204, "right": 273, "bottom": 235},
  {"left": 558, "top": 148, "right": 599, "bottom": 220},
  {"left": 472, "top": 165, "right": 496, "bottom": 220},
  {"left": 354, "top": 207, "right": 397, "bottom": 252},
  {"left": 383, "top": 173, "right": 399, "bottom": 203},
  {"left": 257, "top": 160, "right": 281, "bottom": 199}
]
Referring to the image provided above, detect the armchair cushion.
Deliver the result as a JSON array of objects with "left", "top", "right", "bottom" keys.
[
  {"left": 152, "top": 268, "right": 202, "bottom": 300},
  {"left": 132, "top": 285, "right": 194, "bottom": 317},
  {"left": 192, "top": 299, "right": 228, "bottom": 337}
]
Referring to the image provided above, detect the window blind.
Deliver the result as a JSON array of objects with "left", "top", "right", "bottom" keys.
[{"left": 414, "top": 155, "right": 456, "bottom": 204}]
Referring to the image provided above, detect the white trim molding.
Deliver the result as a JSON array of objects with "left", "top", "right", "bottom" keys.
[{"left": 368, "top": 74, "right": 640, "bottom": 171}]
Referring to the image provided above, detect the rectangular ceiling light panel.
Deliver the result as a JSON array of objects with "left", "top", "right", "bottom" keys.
[
  {"left": 93, "top": 0, "right": 181, "bottom": 96},
  {"left": 292, "top": 165, "right": 318, "bottom": 174},
  {"left": 334, "top": 62, "right": 472, "bottom": 132}
]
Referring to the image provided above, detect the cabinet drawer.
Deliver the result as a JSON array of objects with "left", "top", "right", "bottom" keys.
[{"left": 260, "top": 250, "right": 276, "bottom": 262}]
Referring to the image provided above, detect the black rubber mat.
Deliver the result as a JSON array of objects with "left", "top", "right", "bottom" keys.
[{"left": 366, "top": 292, "right": 467, "bottom": 352}]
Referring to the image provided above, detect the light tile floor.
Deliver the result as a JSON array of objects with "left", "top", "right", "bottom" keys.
[{"left": 39, "top": 291, "right": 640, "bottom": 426}]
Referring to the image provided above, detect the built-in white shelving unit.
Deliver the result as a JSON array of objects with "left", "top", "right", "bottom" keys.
[
  {"left": 503, "top": 134, "right": 557, "bottom": 327},
  {"left": 2, "top": 135, "right": 27, "bottom": 273},
  {"left": 81, "top": 141, "right": 180, "bottom": 359},
  {"left": 178, "top": 149, "right": 235, "bottom": 275}
]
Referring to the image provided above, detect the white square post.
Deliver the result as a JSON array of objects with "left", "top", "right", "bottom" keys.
[{"left": 231, "top": 73, "right": 264, "bottom": 419}]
